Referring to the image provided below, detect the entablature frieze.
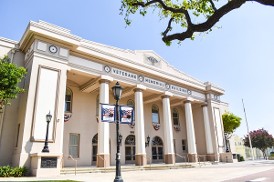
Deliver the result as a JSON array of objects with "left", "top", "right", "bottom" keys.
[{"left": 67, "top": 56, "right": 207, "bottom": 102}]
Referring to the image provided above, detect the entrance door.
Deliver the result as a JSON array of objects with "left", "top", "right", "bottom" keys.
[
  {"left": 92, "top": 134, "right": 98, "bottom": 165},
  {"left": 125, "top": 135, "right": 135, "bottom": 164},
  {"left": 152, "top": 136, "right": 164, "bottom": 163}
]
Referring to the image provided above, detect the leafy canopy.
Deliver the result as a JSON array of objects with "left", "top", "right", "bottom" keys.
[
  {"left": 0, "top": 56, "right": 27, "bottom": 109},
  {"left": 222, "top": 112, "right": 241, "bottom": 138},
  {"left": 120, "top": 0, "right": 274, "bottom": 45},
  {"left": 244, "top": 128, "right": 274, "bottom": 158}
]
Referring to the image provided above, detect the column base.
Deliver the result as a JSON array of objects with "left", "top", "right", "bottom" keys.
[
  {"left": 164, "top": 154, "right": 175, "bottom": 164},
  {"left": 206, "top": 154, "right": 217, "bottom": 161},
  {"left": 30, "top": 153, "right": 62, "bottom": 177},
  {"left": 220, "top": 152, "right": 233, "bottom": 163},
  {"left": 135, "top": 154, "right": 147, "bottom": 166},
  {"left": 96, "top": 154, "right": 110, "bottom": 167},
  {"left": 187, "top": 154, "right": 198, "bottom": 162}
]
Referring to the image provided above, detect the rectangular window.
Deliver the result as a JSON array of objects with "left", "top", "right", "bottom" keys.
[
  {"left": 69, "top": 133, "right": 80, "bottom": 158},
  {"left": 152, "top": 113, "right": 159, "bottom": 124},
  {"left": 182, "top": 139, "right": 187, "bottom": 151}
]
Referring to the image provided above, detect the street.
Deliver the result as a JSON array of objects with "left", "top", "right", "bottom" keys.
[{"left": 1, "top": 160, "right": 274, "bottom": 182}]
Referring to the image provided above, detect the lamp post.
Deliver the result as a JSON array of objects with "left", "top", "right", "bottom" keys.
[
  {"left": 112, "top": 82, "right": 123, "bottom": 182},
  {"left": 145, "top": 135, "right": 150, "bottom": 147},
  {"left": 225, "top": 133, "right": 230, "bottom": 152},
  {"left": 42, "top": 111, "right": 52, "bottom": 153}
]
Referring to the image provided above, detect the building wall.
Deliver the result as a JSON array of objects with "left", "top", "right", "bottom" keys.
[{"left": 0, "top": 21, "right": 230, "bottom": 173}]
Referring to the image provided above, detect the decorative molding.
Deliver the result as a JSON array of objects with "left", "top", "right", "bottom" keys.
[
  {"left": 64, "top": 112, "right": 72, "bottom": 122},
  {"left": 174, "top": 125, "right": 181, "bottom": 131},
  {"left": 153, "top": 123, "right": 160, "bottom": 130}
]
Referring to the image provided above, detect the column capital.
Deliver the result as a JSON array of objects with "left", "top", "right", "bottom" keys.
[
  {"left": 201, "top": 102, "right": 208, "bottom": 107},
  {"left": 99, "top": 75, "right": 113, "bottom": 84},
  {"left": 162, "top": 91, "right": 173, "bottom": 99},
  {"left": 134, "top": 84, "right": 146, "bottom": 92},
  {"left": 184, "top": 97, "right": 194, "bottom": 104}
]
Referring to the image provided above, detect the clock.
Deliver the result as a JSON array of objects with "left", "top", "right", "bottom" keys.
[
  {"left": 49, "top": 45, "right": 58, "bottom": 53},
  {"left": 104, "top": 65, "right": 111, "bottom": 73}
]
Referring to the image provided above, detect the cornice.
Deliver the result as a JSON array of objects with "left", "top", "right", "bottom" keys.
[{"left": 18, "top": 20, "right": 225, "bottom": 95}]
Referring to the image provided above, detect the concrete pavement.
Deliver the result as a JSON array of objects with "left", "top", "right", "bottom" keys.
[{"left": 1, "top": 160, "right": 274, "bottom": 182}]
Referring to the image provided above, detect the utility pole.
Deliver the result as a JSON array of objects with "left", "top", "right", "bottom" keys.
[{"left": 242, "top": 99, "right": 254, "bottom": 160}]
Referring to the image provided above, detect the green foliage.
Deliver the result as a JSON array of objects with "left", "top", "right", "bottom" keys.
[
  {"left": 0, "top": 55, "right": 27, "bottom": 109},
  {"left": 244, "top": 128, "right": 274, "bottom": 159},
  {"left": 0, "top": 165, "right": 27, "bottom": 177},
  {"left": 239, "top": 156, "right": 244, "bottom": 162},
  {"left": 222, "top": 112, "right": 241, "bottom": 137}
]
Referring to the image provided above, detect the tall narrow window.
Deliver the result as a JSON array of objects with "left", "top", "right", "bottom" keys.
[
  {"left": 65, "top": 88, "right": 73, "bottom": 113},
  {"left": 69, "top": 133, "right": 80, "bottom": 158},
  {"left": 172, "top": 108, "right": 179, "bottom": 126},
  {"left": 96, "top": 95, "right": 99, "bottom": 117},
  {"left": 182, "top": 139, "right": 187, "bottom": 152},
  {"left": 152, "top": 105, "right": 160, "bottom": 124},
  {"left": 92, "top": 134, "right": 98, "bottom": 164}
]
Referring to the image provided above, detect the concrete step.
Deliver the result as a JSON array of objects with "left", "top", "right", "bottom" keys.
[{"left": 61, "top": 163, "right": 194, "bottom": 174}]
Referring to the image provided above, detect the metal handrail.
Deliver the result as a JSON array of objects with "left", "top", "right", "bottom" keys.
[
  {"left": 68, "top": 155, "right": 78, "bottom": 175},
  {"left": 146, "top": 154, "right": 152, "bottom": 169},
  {"left": 175, "top": 153, "right": 189, "bottom": 163}
]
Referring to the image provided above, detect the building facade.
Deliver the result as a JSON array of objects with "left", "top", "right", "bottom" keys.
[{"left": 0, "top": 21, "right": 229, "bottom": 176}]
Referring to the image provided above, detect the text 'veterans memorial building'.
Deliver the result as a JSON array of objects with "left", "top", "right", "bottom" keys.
[{"left": 0, "top": 21, "right": 231, "bottom": 176}]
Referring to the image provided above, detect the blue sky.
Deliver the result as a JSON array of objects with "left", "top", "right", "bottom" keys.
[{"left": 1, "top": 1, "right": 274, "bottom": 137}]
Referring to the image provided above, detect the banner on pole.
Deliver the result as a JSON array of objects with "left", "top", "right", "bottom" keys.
[
  {"left": 120, "top": 106, "right": 134, "bottom": 124},
  {"left": 101, "top": 104, "right": 115, "bottom": 122}
]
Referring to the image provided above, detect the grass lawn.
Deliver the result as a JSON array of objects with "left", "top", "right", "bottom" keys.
[{"left": 24, "top": 180, "right": 79, "bottom": 182}]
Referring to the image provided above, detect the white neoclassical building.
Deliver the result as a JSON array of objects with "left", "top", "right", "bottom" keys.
[{"left": 0, "top": 21, "right": 230, "bottom": 176}]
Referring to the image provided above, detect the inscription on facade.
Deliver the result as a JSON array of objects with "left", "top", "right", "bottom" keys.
[
  {"left": 144, "top": 77, "right": 165, "bottom": 89},
  {"left": 112, "top": 68, "right": 138, "bottom": 81},
  {"left": 41, "top": 157, "right": 57, "bottom": 168},
  {"left": 170, "top": 85, "right": 190, "bottom": 95}
]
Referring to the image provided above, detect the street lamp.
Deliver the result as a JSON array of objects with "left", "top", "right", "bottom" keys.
[
  {"left": 145, "top": 135, "right": 150, "bottom": 147},
  {"left": 42, "top": 111, "right": 52, "bottom": 153},
  {"left": 112, "top": 82, "right": 123, "bottom": 182},
  {"left": 225, "top": 133, "right": 230, "bottom": 153}
]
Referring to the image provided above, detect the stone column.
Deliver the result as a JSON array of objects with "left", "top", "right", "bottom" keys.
[
  {"left": 97, "top": 76, "right": 113, "bottom": 167},
  {"left": 134, "top": 85, "right": 147, "bottom": 166},
  {"left": 162, "top": 92, "right": 175, "bottom": 164},
  {"left": 202, "top": 104, "right": 214, "bottom": 161},
  {"left": 184, "top": 100, "right": 197, "bottom": 162}
]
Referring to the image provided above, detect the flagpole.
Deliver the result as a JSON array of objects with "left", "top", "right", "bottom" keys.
[{"left": 242, "top": 99, "right": 254, "bottom": 160}]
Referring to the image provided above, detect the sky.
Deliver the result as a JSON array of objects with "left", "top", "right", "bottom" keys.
[{"left": 0, "top": 0, "right": 274, "bottom": 138}]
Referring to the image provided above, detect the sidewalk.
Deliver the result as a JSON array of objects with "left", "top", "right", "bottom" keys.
[{"left": 1, "top": 160, "right": 274, "bottom": 182}]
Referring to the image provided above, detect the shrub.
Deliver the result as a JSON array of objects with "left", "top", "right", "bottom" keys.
[
  {"left": 239, "top": 156, "right": 245, "bottom": 162},
  {"left": 0, "top": 165, "right": 27, "bottom": 177}
]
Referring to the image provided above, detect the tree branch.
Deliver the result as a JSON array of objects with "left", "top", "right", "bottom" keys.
[
  {"left": 125, "top": 0, "right": 274, "bottom": 43},
  {"left": 162, "top": 18, "right": 174, "bottom": 38},
  {"left": 162, "top": 0, "right": 247, "bottom": 42},
  {"left": 209, "top": 0, "right": 217, "bottom": 11}
]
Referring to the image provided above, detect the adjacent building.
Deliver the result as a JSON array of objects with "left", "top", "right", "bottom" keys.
[{"left": 0, "top": 21, "right": 229, "bottom": 176}]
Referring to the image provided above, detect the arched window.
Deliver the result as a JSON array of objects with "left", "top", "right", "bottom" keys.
[
  {"left": 125, "top": 135, "right": 135, "bottom": 163},
  {"left": 127, "top": 99, "right": 134, "bottom": 107},
  {"left": 65, "top": 88, "right": 73, "bottom": 113},
  {"left": 92, "top": 134, "right": 98, "bottom": 164},
  {"left": 172, "top": 108, "right": 179, "bottom": 126},
  {"left": 152, "top": 136, "right": 163, "bottom": 161},
  {"left": 152, "top": 105, "right": 160, "bottom": 124}
]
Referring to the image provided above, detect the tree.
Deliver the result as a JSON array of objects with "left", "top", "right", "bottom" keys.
[
  {"left": 120, "top": 0, "right": 274, "bottom": 45},
  {"left": 244, "top": 128, "right": 274, "bottom": 159},
  {"left": 0, "top": 56, "right": 27, "bottom": 111},
  {"left": 222, "top": 112, "right": 241, "bottom": 152}
]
